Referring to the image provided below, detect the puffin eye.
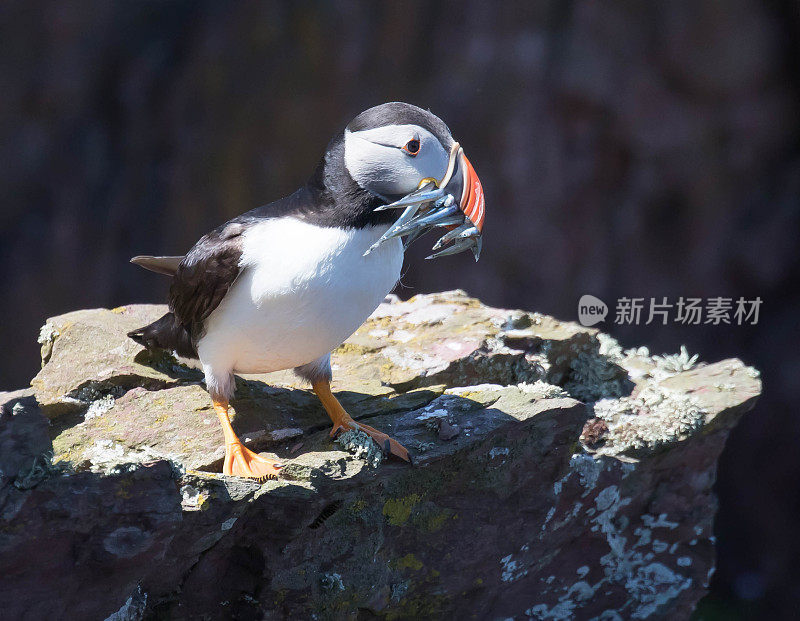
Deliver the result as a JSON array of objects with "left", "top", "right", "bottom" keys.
[{"left": 402, "top": 139, "right": 420, "bottom": 156}]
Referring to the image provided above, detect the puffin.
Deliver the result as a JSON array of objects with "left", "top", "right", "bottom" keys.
[{"left": 127, "top": 102, "right": 485, "bottom": 480}]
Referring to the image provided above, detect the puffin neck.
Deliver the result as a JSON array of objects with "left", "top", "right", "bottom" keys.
[{"left": 307, "top": 132, "right": 397, "bottom": 229}]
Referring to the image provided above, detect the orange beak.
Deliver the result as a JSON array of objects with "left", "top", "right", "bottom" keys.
[{"left": 457, "top": 151, "right": 485, "bottom": 232}]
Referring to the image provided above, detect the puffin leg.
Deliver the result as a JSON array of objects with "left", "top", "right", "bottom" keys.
[
  {"left": 212, "top": 399, "right": 285, "bottom": 480},
  {"left": 312, "top": 381, "right": 410, "bottom": 462}
]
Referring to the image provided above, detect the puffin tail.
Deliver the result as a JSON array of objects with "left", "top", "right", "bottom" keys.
[
  {"left": 130, "top": 255, "right": 183, "bottom": 276},
  {"left": 127, "top": 312, "right": 198, "bottom": 359}
]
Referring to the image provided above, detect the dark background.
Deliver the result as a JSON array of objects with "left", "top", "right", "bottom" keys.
[{"left": 2, "top": 1, "right": 798, "bottom": 617}]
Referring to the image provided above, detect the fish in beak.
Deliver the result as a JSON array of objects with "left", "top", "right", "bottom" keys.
[{"left": 364, "top": 142, "right": 485, "bottom": 261}]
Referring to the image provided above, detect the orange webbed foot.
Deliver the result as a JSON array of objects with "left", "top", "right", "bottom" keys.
[
  {"left": 330, "top": 418, "right": 410, "bottom": 462},
  {"left": 223, "top": 441, "right": 285, "bottom": 481},
  {"left": 314, "top": 380, "right": 411, "bottom": 463}
]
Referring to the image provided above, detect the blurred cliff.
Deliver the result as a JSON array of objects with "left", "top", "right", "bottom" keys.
[{"left": 1, "top": 1, "right": 798, "bottom": 616}]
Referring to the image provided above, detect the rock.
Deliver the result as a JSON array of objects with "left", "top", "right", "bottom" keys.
[
  {"left": 0, "top": 292, "right": 760, "bottom": 619},
  {"left": 0, "top": 389, "right": 51, "bottom": 482},
  {"left": 437, "top": 420, "right": 460, "bottom": 441},
  {"left": 30, "top": 305, "right": 187, "bottom": 418}
]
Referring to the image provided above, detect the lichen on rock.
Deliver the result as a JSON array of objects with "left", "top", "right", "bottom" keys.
[
  {"left": 592, "top": 384, "right": 705, "bottom": 454},
  {"left": 333, "top": 428, "right": 383, "bottom": 468},
  {"left": 37, "top": 322, "right": 60, "bottom": 366},
  {"left": 12, "top": 450, "right": 61, "bottom": 490},
  {"left": 651, "top": 345, "right": 699, "bottom": 378}
]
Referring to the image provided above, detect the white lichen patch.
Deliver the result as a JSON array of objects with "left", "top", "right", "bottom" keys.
[
  {"left": 592, "top": 383, "right": 706, "bottom": 454},
  {"left": 415, "top": 408, "right": 449, "bottom": 421},
  {"left": 569, "top": 453, "right": 602, "bottom": 494},
  {"left": 403, "top": 303, "right": 456, "bottom": 326},
  {"left": 525, "top": 600, "right": 577, "bottom": 620},
  {"left": 745, "top": 366, "right": 761, "bottom": 379},
  {"left": 500, "top": 553, "right": 528, "bottom": 583},
  {"left": 370, "top": 294, "right": 462, "bottom": 323},
  {"left": 642, "top": 513, "right": 679, "bottom": 529},
  {"left": 575, "top": 485, "right": 691, "bottom": 619},
  {"left": 85, "top": 394, "right": 116, "bottom": 420},
  {"left": 320, "top": 572, "right": 344, "bottom": 592},
  {"left": 391, "top": 329, "right": 415, "bottom": 343},
  {"left": 597, "top": 333, "right": 649, "bottom": 363},
  {"left": 334, "top": 429, "right": 383, "bottom": 468},
  {"left": 529, "top": 482, "right": 693, "bottom": 620},
  {"left": 651, "top": 346, "right": 699, "bottom": 379},
  {"left": 547, "top": 501, "right": 584, "bottom": 532},
  {"left": 180, "top": 484, "right": 205, "bottom": 511},
  {"left": 542, "top": 507, "right": 556, "bottom": 531},
  {"left": 597, "top": 333, "right": 624, "bottom": 360},
  {"left": 380, "top": 345, "right": 446, "bottom": 373},
  {"left": 414, "top": 393, "right": 479, "bottom": 425},
  {"left": 498, "top": 542, "right": 537, "bottom": 585},
  {"left": 63, "top": 383, "right": 125, "bottom": 412},
  {"left": 84, "top": 439, "right": 183, "bottom": 475},
  {"left": 530, "top": 549, "right": 692, "bottom": 619},
  {"left": 627, "top": 563, "right": 692, "bottom": 618},
  {"left": 517, "top": 381, "right": 568, "bottom": 399},
  {"left": 587, "top": 336, "right": 703, "bottom": 392},
  {"left": 652, "top": 540, "right": 669, "bottom": 554},
  {"left": 105, "top": 585, "right": 147, "bottom": 621},
  {"left": 551, "top": 453, "right": 603, "bottom": 501},
  {"left": 38, "top": 322, "right": 60, "bottom": 346}
]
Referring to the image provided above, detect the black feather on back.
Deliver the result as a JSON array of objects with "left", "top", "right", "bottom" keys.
[{"left": 169, "top": 220, "right": 246, "bottom": 338}]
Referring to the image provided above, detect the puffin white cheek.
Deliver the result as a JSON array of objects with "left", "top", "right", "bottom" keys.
[
  {"left": 345, "top": 131, "right": 449, "bottom": 196},
  {"left": 345, "top": 142, "right": 408, "bottom": 194}
]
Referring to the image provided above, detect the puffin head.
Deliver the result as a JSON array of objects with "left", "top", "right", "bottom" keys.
[{"left": 343, "top": 102, "right": 485, "bottom": 260}]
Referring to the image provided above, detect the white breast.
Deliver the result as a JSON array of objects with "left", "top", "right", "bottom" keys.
[{"left": 197, "top": 217, "right": 403, "bottom": 375}]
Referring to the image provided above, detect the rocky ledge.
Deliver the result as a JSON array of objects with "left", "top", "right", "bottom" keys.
[{"left": 1, "top": 291, "right": 760, "bottom": 620}]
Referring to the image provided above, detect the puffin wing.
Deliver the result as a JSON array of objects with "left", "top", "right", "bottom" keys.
[
  {"left": 130, "top": 255, "right": 184, "bottom": 276},
  {"left": 169, "top": 222, "right": 246, "bottom": 329}
]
